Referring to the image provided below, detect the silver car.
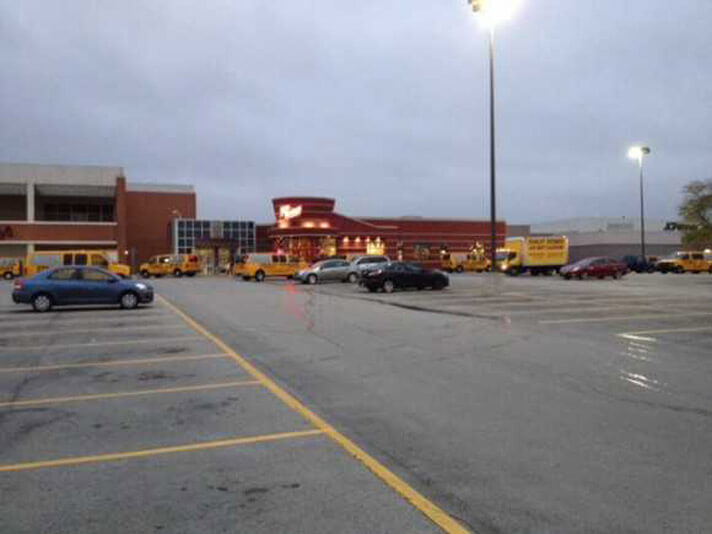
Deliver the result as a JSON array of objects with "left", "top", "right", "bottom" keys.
[
  {"left": 297, "top": 259, "right": 352, "bottom": 284},
  {"left": 348, "top": 255, "right": 390, "bottom": 282}
]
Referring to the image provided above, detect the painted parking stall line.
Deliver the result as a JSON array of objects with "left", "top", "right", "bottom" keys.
[
  {"left": 0, "top": 335, "right": 204, "bottom": 351},
  {"left": 158, "top": 294, "right": 471, "bottom": 534},
  {"left": 0, "top": 380, "right": 261, "bottom": 408},
  {"left": 0, "top": 311, "right": 174, "bottom": 327},
  {"left": 0, "top": 429, "right": 325, "bottom": 472},
  {"left": 0, "top": 323, "right": 189, "bottom": 339},
  {"left": 0, "top": 353, "right": 229, "bottom": 374},
  {"left": 539, "top": 312, "right": 712, "bottom": 325}
]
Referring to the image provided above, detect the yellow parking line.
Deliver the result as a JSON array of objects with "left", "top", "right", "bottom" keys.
[
  {"left": 0, "top": 313, "right": 173, "bottom": 328},
  {"left": 0, "top": 353, "right": 229, "bottom": 374},
  {"left": 539, "top": 312, "right": 712, "bottom": 325},
  {"left": 0, "top": 429, "right": 324, "bottom": 472},
  {"left": 158, "top": 295, "right": 471, "bottom": 534},
  {"left": 0, "top": 380, "right": 260, "bottom": 408},
  {"left": 0, "top": 336, "right": 203, "bottom": 351},
  {"left": 0, "top": 324, "right": 188, "bottom": 339}
]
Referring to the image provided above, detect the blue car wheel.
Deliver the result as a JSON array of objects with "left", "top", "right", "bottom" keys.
[
  {"left": 120, "top": 291, "right": 139, "bottom": 309},
  {"left": 32, "top": 293, "right": 53, "bottom": 313}
]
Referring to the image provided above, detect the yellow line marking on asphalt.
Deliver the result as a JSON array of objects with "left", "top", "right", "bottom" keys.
[
  {"left": 0, "top": 429, "right": 324, "bottom": 472},
  {"left": 618, "top": 326, "right": 712, "bottom": 342},
  {"left": 0, "top": 313, "right": 173, "bottom": 328},
  {"left": 158, "top": 295, "right": 471, "bottom": 534},
  {"left": 539, "top": 312, "right": 712, "bottom": 325},
  {"left": 0, "top": 353, "right": 229, "bottom": 374},
  {"left": 0, "top": 324, "right": 188, "bottom": 339},
  {"left": 0, "top": 336, "right": 203, "bottom": 351},
  {"left": 0, "top": 380, "right": 260, "bottom": 408}
]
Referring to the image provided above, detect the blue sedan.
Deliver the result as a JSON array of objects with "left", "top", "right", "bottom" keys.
[{"left": 12, "top": 266, "right": 154, "bottom": 312}]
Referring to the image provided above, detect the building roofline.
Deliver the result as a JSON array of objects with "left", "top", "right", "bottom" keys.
[
  {"left": 357, "top": 216, "right": 506, "bottom": 223},
  {"left": 126, "top": 183, "right": 195, "bottom": 194},
  {"left": 0, "top": 161, "right": 124, "bottom": 172},
  {"left": 0, "top": 162, "right": 124, "bottom": 185}
]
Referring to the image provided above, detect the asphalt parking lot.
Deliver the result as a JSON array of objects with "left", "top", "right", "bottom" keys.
[
  {"left": 2, "top": 272, "right": 711, "bottom": 533},
  {"left": 0, "top": 284, "right": 449, "bottom": 534}
]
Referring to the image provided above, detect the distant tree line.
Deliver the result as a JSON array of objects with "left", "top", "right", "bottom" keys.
[{"left": 678, "top": 178, "right": 712, "bottom": 248}]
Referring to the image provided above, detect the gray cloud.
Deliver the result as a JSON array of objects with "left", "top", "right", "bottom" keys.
[{"left": 1, "top": 0, "right": 711, "bottom": 224}]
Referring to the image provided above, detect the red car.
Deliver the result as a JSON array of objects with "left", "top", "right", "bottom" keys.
[{"left": 560, "top": 257, "right": 628, "bottom": 280}]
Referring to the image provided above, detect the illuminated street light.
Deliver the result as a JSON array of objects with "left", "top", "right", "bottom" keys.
[
  {"left": 627, "top": 145, "right": 651, "bottom": 261},
  {"left": 468, "top": 0, "right": 522, "bottom": 272},
  {"left": 628, "top": 145, "right": 650, "bottom": 163},
  {"left": 470, "top": 0, "right": 522, "bottom": 28}
]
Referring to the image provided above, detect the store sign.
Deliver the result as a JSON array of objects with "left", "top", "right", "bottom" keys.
[
  {"left": 279, "top": 204, "right": 302, "bottom": 220},
  {"left": 0, "top": 226, "right": 14, "bottom": 240}
]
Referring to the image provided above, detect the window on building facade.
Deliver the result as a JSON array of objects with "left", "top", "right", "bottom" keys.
[
  {"left": 414, "top": 244, "right": 432, "bottom": 260},
  {"left": 175, "top": 219, "right": 256, "bottom": 255},
  {"left": 366, "top": 240, "right": 385, "bottom": 256},
  {"left": 44, "top": 203, "right": 113, "bottom": 222}
]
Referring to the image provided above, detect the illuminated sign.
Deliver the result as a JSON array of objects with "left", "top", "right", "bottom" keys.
[{"left": 279, "top": 204, "right": 302, "bottom": 220}]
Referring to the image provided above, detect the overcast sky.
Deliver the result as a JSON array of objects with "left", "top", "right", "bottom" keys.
[{"left": 1, "top": 1, "right": 711, "bottom": 224}]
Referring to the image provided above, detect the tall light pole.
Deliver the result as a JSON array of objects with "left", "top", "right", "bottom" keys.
[
  {"left": 628, "top": 145, "right": 651, "bottom": 260},
  {"left": 468, "top": 0, "right": 521, "bottom": 272}
]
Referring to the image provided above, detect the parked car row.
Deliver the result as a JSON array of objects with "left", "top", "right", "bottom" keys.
[
  {"left": 8, "top": 248, "right": 712, "bottom": 313},
  {"left": 233, "top": 254, "right": 391, "bottom": 284},
  {"left": 1, "top": 250, "right": 205, "bottom": 281},
  {"left": 232, "top": 253, "right": 449, "bottom": 293},
  {"left": 557, "top": 250, "right": 712, "bottom": 280}
]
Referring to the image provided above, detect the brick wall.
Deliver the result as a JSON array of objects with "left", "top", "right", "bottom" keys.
[
  {"left": 125, "top": 191, "right": 196, "bottom": 264},
  {"left": 0, "top": 222, "right": 117, "bottom": 242}
]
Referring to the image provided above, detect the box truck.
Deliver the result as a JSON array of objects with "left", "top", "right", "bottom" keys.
[{"left": 497, "top": 236, "right": 569, "bottom": 276}]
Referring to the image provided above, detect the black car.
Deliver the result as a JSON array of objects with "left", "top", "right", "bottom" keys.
[
  {"left": 621, "top": 255, "right": 657, "bottom": 273},
  {"left": 361, "top": 262, "right": 449, "bottom": 293}
]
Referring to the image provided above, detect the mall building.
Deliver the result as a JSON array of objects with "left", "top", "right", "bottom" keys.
[
  {"left": 256, "top": 197, "right": 506, "bottom": 266},
  {"left": 0, "top": 164, "right": 504, "bottom": 271},
  {"left": 0, "top": 162, "right": 196, "bottom": 267}
]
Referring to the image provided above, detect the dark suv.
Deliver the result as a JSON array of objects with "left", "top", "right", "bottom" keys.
[{"left": 621, "top": 255, "right": 657, "bottom": 273}]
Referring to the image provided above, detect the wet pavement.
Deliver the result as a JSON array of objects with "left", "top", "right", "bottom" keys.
[
  {"left": 0, "top": 286, "right": 444, "bottom": 534},
  {"left": 151, "top": 273, "right": 712, "bottom": 534}
]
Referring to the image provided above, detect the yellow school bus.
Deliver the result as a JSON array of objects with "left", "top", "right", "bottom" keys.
[
  {"left": 0, "top": 257, "right": 22, "bottom": 280},
  {"left": 139, "top": 254, "right": 201, "bottom": 278},
  {"left": 25, "top": 250, "right": 131, "bottom": 278}
]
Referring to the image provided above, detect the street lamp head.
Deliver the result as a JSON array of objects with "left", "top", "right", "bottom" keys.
[
  {"left": 468, "top": 0, "right": 522, "bottom": 28},
  {"left": 628, "top": 145, "right": 651, "bottom": 162}
]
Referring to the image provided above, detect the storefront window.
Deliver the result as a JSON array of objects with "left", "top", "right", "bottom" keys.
[
  {"left": 285, "top": 237, "right": 318, "bottom": 261},
  {"left": 366, "top": 240, "right": 385, "bottom": 255},
  {"left": 414, "top": 244, "right": 431, "bottom": 261},
  {"left": 321, "top": 237, "right": 337, "bottom": 257}
]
